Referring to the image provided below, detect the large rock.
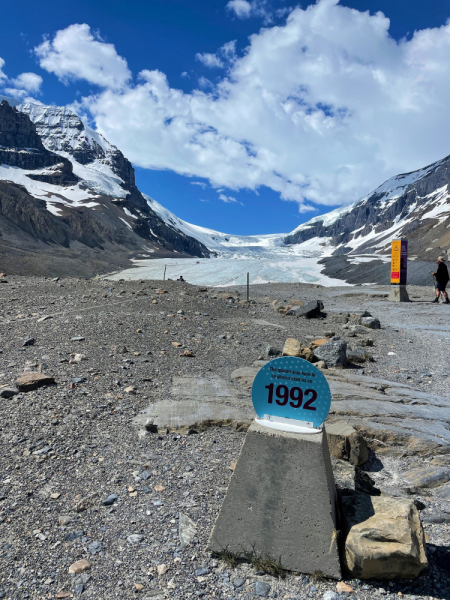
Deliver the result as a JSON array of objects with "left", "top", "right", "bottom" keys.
[
  {"left": 326, "top": 422, "right": 369, "bottom": 466},
  {"left": 346, "top": 347, "right": 370, "bottom": 364},
  {"left": 360, "top": 317, "right": 381, "bottom": 329},
  {"left": 285, "top": 300, "right": 324, "bottom": 318},
  {"left": 314, "top": 337, "right": 347, "bottom": 367},
  {"left": 15, "top": 372, "right": 55, "bottom": 392},
  {"left": 282, "top": 338, "right": 302, "bottom": 357},
  {"left": 341, "top": 493, "right": 428, "bottom": 579}
]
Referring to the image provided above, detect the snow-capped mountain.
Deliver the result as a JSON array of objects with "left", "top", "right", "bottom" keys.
[
  {"left": 284, "top": 156, "right": 450, "bottom": 260},
  {"left": 0, "top": 99, "right": 209, "bottom": 276}
]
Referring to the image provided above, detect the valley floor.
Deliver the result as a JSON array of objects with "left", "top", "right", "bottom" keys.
[{"left": 0, "top": 277, "right": 449, "bottom": 599}]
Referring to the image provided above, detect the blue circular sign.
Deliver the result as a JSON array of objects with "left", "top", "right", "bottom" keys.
[{"left": 252, "top": 357, "right": 331, "bottom": 429}]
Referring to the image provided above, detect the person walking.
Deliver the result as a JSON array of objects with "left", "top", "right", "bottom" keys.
[{"left": 432, "top": 256, "right": 450, "bottom": 303}]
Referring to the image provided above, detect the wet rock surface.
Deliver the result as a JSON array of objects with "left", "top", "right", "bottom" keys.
[{"left": 0, "top": 277, "right": 449, "bottom": 598}]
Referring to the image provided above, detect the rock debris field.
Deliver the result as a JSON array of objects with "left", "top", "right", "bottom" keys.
[{"left": 1, "top": 276, "right": 450, "bottom": 600}]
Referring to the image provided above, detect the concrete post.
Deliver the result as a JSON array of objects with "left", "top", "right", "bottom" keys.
[
  {"left": 207, "top": 421, "right": 341, "bottom": 579},
  {"left": 388, "top": 285, "right": 410, "bottom": 302}
]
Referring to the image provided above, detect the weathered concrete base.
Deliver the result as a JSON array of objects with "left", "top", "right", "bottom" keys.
[
  {"left": 388, "top": 285, "right": 410, "bottom": 302},
  {"left": 207, "top": 422, "right": 341, "bottom": 579}
]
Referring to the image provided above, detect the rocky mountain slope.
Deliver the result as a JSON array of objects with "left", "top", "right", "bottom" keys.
[
  {"left": 284, "top": 156, "right": 450, "bottom": 262},
  {"left": 0, "top": 100, "right": 209, "bottom": 276}
]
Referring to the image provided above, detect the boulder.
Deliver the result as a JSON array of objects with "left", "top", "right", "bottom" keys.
[
  {"left": 15, "top": 372, "right": 55, "bottom": 392},
  {"left": 282, "top": 338, "right": 302, "bottom": 357},
  {"left": 285, "top": 300, "right": 324, "bottom": 319},
  {"left": 360, "top": 317, "right": 381, "bottom": 329},
  {"left": 326, "top": 422, "right": 369, "bottom": 466},
  {"left": 314, "top": 337, "right": 347, "bottom": 367},
  {"left": 341, "top": 493, "right": 428, "bottom": 579},
  {"left": 346, "top": 347, "right": 369, "bottom": 364}
]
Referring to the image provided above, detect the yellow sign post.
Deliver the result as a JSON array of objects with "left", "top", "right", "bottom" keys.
[{"left": 388, "top": 239, "right": 409, "bottom": 301}]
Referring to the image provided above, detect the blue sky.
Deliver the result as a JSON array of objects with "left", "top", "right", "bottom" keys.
[{"left": 2, "top": 0, "right": 450, "bottom": 234}]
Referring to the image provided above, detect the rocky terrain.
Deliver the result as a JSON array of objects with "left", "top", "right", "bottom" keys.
[{"left": 1, "top": 276, "right": 450, "bottom": 599}]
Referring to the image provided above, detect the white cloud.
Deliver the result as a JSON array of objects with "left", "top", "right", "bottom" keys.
[
  {"left": 226, "top": 0, "right": 252, "bottom": 18},
  {"left": 191, "top": 181, "right": 207, "bottom": 188},
  {"left": 219, "top": 193, "right": 243, "bottom": 205},
  {"left": 36, "top": 4, "right": 450, "bottom": 211},
  {"left": 0, "top": 58, "right": 6, "bottom": 82},
  {"left": 11, "top": 72, "right": 43, "bottom": 92},
  {"left": 226, "top": 0, "right": 271, "bottom": 21},
  {"left": 35, "top": 23, "right": 131, "bottom": 89},
  {"left": 196, "top": 53, "right": 224, "bottom": 68}
]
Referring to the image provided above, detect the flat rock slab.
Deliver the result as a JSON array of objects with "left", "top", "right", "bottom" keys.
[
  {"left": 232, "top": 365, "right": 450, "bottom": 454},
  {"left": 15, "top": 372, "right": 55, "bottom": 392},
  {"left": 134, "top": 376, "right": 253, "bottom": 432},
  {"left": 207, "top": 422, "right": 341, "bottom": 579}
]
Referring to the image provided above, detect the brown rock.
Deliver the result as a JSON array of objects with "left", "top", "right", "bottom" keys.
[
  {"left": 15, "top": 372, "right": 55, "bottom": 392},
  {"left": 326, "top": 422, "right": 369, "bottom": 466},
  {"left": 341, "top": 493, "right": 428, "bottom": 579},
  {"left": 68, "top": 559, "right": 91, "bottom": 574},
  {"left": 336, "top": 582, "right": 354, "bottom": 593},
  {"left": 310, "top": 338, "right": 329, "bottom": 350},
  {"left": 181, "top": 350, "right": 195, "bottom": 357},
  {"left": 299, "top": 347, "right": 314, "bottom": 362},
  {"left": 154, "top": 485, "right": 166, "bottom": 492}
]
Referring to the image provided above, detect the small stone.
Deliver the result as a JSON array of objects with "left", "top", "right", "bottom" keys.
[
  {"left": 265, "top": 345, "right": 281, "bottom": 357},
  {"left": 68, "top": 559, "right": 91, "bottom": 574},
  {"left": 71, "top": 377, "right": 86, "bottom": 385},
  {"left": 179, "top": 514, "right": 197, "bottom": 548},
  {"left": 336, "top": 582, "right": 354, "bottom": 593},
  {"left": 58, "top": 515, "right": 72, "bottom": 525},
  {"left": 37, "top": 315, "right": 53, "bottom": 322},
  {"left": 124, "top": 386, "right": 136, "bottom": 394},
  {"left": 232, "top": 577, "right": 246, "bottom": 588},
  {"left": 88, "top": 540, "right": 102, "bottom": 554},
  {"left": 22, "top": 337, "right": 35, "bottom": 347},
  {"left": 102, "top": 494, "right": 118, "bottom": 506},
  {"left": 254, "top": 581, "right": 271, "bottom": 597},
  {"left": 323, "top": 593, "right": 340, "bottom": 600},
  {"left": 55, "top": 593, "right": 72, "bottom": 599},
  {"left": 72, "top": 354, "right": 87, "bottom": 363},
  {"left": 171, "top": 342, "right": 182, "bottom": 347},
  {"left": 136, "top": 329, "right": 143, "bottom": 333},
  {"left": 194, "top": 566, "right": 210, "bottom": 576},
  {"left": 72, "top": 583, "right": 84, "bottom": 595},
  {"left": 154, "top": 485, "right": 166, "bottom": 492},
  {"left": 135, "top": 583, "right": 144, "bottom": 591},
  {"left": 157, "top": 564, "right": 169, "bottom": 576},
  {"left": 16, "top": 372, "right": 55, "bottom": 392},
  {"left": 127, "top": 534, "right": 144, "bottom": 544},
  {"left": 50, "top": 492, "right": 61, "bottom": 499},
  {"left": 76, "top": 492, "right": 99, "bottom": 512},
  {"left": 180, "top": 350, "right": 195, "bottom": 357},
  {"left": 360, "top": 317, "right": 381, "bottom": 329},
  {"left": 71, "top": 336, "right": 85, "bottom": 341},
  {"left": 316, "top": 361, "right": 327, "bottom": 370}
]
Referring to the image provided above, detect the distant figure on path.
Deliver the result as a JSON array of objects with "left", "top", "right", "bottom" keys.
[
  {"left": 432, "top": 256, "right": 450, "bottom": 303},
  {"left": 177, "top": 275, "right": 186, "bottom": 282}
]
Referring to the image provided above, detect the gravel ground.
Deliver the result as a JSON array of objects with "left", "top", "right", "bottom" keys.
[{"left": 0, "top": 276, "right": 449, "bottom": 600}]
